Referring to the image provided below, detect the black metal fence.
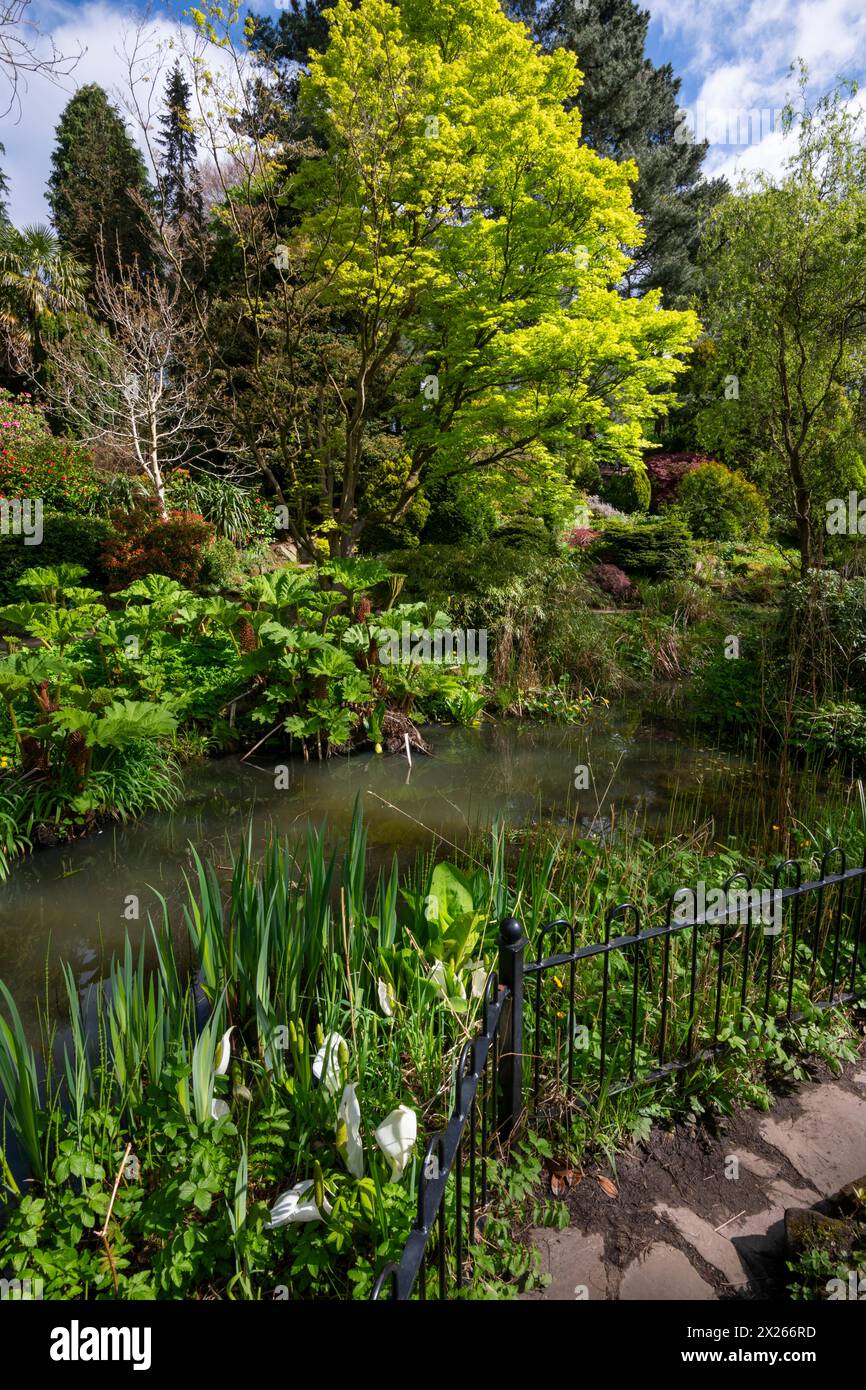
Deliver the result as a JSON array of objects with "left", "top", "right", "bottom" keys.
[{"left": 371, "top": 847, "right": 866, "bottom": 1300}]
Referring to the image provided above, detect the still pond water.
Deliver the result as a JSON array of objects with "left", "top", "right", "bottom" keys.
[{"left": 0, "top": 708, "right": 782, "bottom": 1040}]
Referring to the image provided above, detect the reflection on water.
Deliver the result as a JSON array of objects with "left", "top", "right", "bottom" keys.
[{"left": 0, "top": 709, "right": 774, "bottom": 1038}]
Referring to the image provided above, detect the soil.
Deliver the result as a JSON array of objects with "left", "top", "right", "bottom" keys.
[{"left": 548, "top": 1054, "right": 866, "bottom": 1299}]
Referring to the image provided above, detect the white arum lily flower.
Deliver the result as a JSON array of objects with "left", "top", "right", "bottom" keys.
[
  {"left": 377, "top": 978, "right": 395, "bottom": 1018},
  {"left": 336, "top": 1083, "right": 364, "bottom": 1178},
  {"left": 215, "top": 1026, "right": 234, "bottom": 1077},
  {"left": 429, "top": 960, "right": 446, "bottom": 993},
  {"left": 469, "top": 962, "right": 488, "bottom": 1000},
  {"left": 312, "top": 1032, "right": 347, "bottom": 1097},
  {"left": 211, "top": 1098, "right": 230, "bottom": 1121},
  {"left": 430, "top": 960, "right": 465, "bottom": 1002},
  {"left": 374, "top": 1105, "right": 417, "bottom": 1182},
  {"left": 265, "top": 1180, "right": 331, "bottom": 1228}
]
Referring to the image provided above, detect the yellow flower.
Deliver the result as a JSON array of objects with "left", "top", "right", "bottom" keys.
[{"left": 553, "top": 975, "right": 563, "bottom": 989}]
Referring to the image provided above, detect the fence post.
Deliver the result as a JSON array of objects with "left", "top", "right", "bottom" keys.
[{"left": 498, "top": 915, "right": 527, "bottom": 1137}]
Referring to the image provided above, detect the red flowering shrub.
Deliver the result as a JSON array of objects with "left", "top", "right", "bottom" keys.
[
  {"left": 100, "top": 502, "right": 216, "bottom": 589},
  {"left": 644, "top": 452, "right": 709, "bottom": 510},
  {"left": 0, "top": 390, "right": 100, "bottom": 512},
  {"left": 566, "top": 526, "right": 601, "bottom": 549},
  {"left": 587, "top": 562, "right": 636, "bottom": 603}
]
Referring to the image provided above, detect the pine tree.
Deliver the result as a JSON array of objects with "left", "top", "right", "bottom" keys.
[
  {"left": 513, "top": 0, "right": 726, "bottom": 304},
  {"left": 47, "top": 84, "right": 155, "bottom": 284},
  {"left": 156, "top": 61, "right": 203, "bottom": 232}
]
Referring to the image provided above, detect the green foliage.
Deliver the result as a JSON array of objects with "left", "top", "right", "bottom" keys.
[
  {"left": 672, "top": 461, "right": 769, "bottom": 541},
  {"left": 0, "top": 227, "right": 87, "bottom": 368},
  {"left": 518, "top": 0, "right": 726, "bottom": 303},
  {"left": 0, "top": 512, "right": 111, "bottom": 601},
  {"left": 389, "top": 541, "right": 629, "bottom": 694},
  {"left": 0, "top": 821, "right": 497, "bottom": 1298},
  {"left": 488, "top": 517, "right": 560, "bottom": 556},
  {"left": 780, "top": 570, "right": 866, "bottom": 703},
  {"left": 589, "top": 516, "right": 694, "bottom": 578},
  {"left": 418, "top": 474, "right": 496, "bottom": 546},
  {"left": 0, "top": 556, "right": 484, "bottom": 872},
  {"left": 599, "top": 464, "right": 651, "bottom": 515},
  {"left": 1, "top": 783, "right": 863, "bottom": 1297},
  {"left": 790, "top": 701, "right": 866, "bottom": 767},
  {"left": 200, "top": 535, "right": 242, "bottom": 591},
  {"left": 358, "top": 446, "right": 431, "bottom": 551},
  {"left": 0, "top": 388, "right": 52, "bottom": 443},
  {"left": 698, "top": 78, "right": 866, "bottom": 570},
  {"left": 202, "top": 0, "right": 699, "bottom": 557},
  {"left": 0, "top": 391, "right": 98, "bottom": 510},
  {"left": 690, "top": 637, "right": 765, "bottom": 731},
  {"left": 164, "top": 471, "right": 274, "bottom": 547},
  {"left": 237, "top": 561, "right": 483, "bottom": 750},
  {"left": 156, "top": 60, "right": 204, "bottom": 233}
]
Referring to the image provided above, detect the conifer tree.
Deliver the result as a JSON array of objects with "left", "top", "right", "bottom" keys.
[
  {"left": 47, "top": 84, "right": 154, "bottom": 284},
  {"left": 156, "top": 60, "right": 203, "bottom": 233}
]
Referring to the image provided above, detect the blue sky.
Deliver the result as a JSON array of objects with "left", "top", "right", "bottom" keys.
[{"left": 3, "top": 0, "right": 866, "bottom": 225}]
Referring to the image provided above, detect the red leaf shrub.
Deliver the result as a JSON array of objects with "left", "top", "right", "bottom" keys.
[
  {"left": 587, "top": 562, "right": 636, "bottom": 603},
  {"left": 644, "top": 452, "right": 711, "bottom": 510},
  {"left": 566, "top": 526, "right": 601, "bottom": 549},
  {"left": 101, "top": 502, "right": 216, "bottom": 589},
  {"left": 0, "top": 389, "right": 100, "bottom": 513}
]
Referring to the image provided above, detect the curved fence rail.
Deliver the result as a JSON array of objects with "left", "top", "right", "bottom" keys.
[{"left": 372, "top": 846, "right": 866, "bottom": 1300}]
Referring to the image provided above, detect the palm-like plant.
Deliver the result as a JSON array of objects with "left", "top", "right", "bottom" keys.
[{"left": 0, "top": 222, "right": 87, "bottom": 364}]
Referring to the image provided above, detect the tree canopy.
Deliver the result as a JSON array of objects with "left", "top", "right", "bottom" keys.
[
  {"left": 698, "top": 81, "right": 866, "bottom": 573},
  {"left": 191, "top": 0, "right": 698, "bottom": 556}
]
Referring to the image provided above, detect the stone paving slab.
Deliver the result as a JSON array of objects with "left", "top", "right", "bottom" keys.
[
  {"left": 655, "top": 1204, "right": 751, "bottom": 1288},
  {"left": 525, "top": 1230, "right": 609, "bottom": 1301},
  {"left": 619, "top": 1243, "right": 716, "bottom": 1301},
  {"left": 657, "top": 1178, "right": 821, "bottom": 1292},
  {"left": 759, "top": 1083, "right": 866, "bottom": 1193},
  {"left": 732, "top": 1148, "right": 781, "bottom": 1181},
  {"left": 728, "top": 1181, "right": 823, "bottom": 1289}
]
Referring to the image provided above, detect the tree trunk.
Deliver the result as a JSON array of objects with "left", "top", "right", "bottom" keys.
[{"left": 789, "top": 450, "right": 813, "bottom": 574}]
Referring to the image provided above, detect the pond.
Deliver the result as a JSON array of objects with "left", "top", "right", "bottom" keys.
[{"left": 0, "top": 706, "right": 784, "bottom": 1043}]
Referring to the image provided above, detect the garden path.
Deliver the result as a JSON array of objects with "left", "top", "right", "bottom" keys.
[{"left": 525, "top": 1059, "right": 866, "bottom": 1300}]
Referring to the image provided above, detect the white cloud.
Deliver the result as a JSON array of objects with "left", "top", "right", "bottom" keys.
[
  {"left": 645, "top": 0, "right": 866, "bottom": 185},
  {"left": 648, "top": 0, "right": 866, "bottom": 94},
  {"left": 2, "top": 0, "right": 236, "bottom": 227}
]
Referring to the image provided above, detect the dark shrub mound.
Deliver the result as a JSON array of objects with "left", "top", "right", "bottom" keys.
[
  {"left": 0, "top": 512, "right": 112, "bottom": 601},
  {"left": 101, "top": 502, "right": 216, "bottom": 590},
  {"left": 588, "top": 562, "right": 635, "bottom": 603},
  {"left": 589, "top": 517, "right": 694, "bottom": 579},
  {"left": 598, "top": 464, "right": 651, "bottom": 514}
]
